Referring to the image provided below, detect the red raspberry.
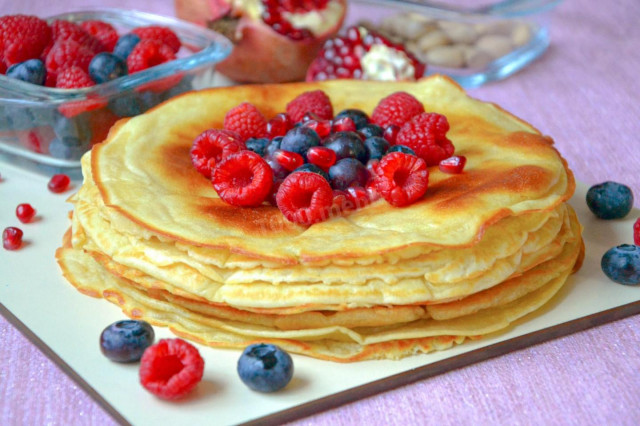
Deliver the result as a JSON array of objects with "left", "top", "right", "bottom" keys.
[
  {"left": 190, "top": 129, "right": 245, "bottom": 179},
  {"left": 55, "top": 66, "right": 95, "bottom": 89},
  {"left": 634, "top": 218, "right": 640, "bottom": 246},
  {"left": 223, "top": 102, "right": 268, "bottom": 142},
  {"left": 139, "top": 338, "right": 204, "bottom": 400},
  {"left": 45, "top": 39, "right": 95, "bottom": 83},
  {"left": 0, "top": 15, "right": 52, "bottom": 66},
  {"left": 374, "top": 152, "right": 429, "bottom": 207},
  {"left": 286, "top": 90, "right": 334, "bottom": 123},
  {"left": 395, "top": 112, "right": 454, "bottom": 166},
  {"left": 371, "top": 92, "right": 425, "bottom": 128},
  {"left": 212, "top": 151, "right": 273, "bottom": 207},
  {"left": 127, "top": 39, "right": 176, "bottom": 73},
  {"left": 276, "top": 172, "right": 333, "bottom": 225},
  {"left": 50, "top": 20, "right": 105, "bottom": 53},
  {"left": 80, "top": 20, "right": 119, "bottom": 52},
  {"left": 131, "top": 26, "right": 181, "bottom": 53}
]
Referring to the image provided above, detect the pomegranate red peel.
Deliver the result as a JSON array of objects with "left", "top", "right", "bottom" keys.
[{"left": 176, "top": 0, "right": 347, "bottom": 83}]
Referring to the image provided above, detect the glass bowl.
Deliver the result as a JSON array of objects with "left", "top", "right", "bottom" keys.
[
  {"left": 345, "top": 0, "right": 563, "bottom": 87},
  {"left": 0, "top": 9, "right": 232, "bottom": 178}
]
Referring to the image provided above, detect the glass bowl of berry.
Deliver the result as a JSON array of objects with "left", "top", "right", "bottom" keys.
[
  {"left": 306, "top": 0, "right": 563, "bottom": 87},
  {"left": 0, "top": 9, "right": 232, "bottom": 178}
]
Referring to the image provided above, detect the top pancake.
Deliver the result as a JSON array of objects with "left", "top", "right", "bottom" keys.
[{"left": 91, "top": 75, "right": 575, "bottom": 263}]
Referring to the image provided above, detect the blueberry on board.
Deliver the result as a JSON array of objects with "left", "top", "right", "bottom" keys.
[
  {"left": 335, "top": 108, "right": 370, "bottom": 129},
  {"left": 358, "top": 123, "right": 384, "bottom": 139},
  {"left": 245, "top": 137, "right": 270, "bottom": 157},
  {"left": 329, "top": 158, "right": 369, "bottom": 190},
  {"left": 100, "top": 320, "right": 155, "bottom": 363},
  {"left": 586, "top": 181, "right": 634, "bottom": 219},
  {"left": 89, "top": 52, "right": 127, "bottom": 84},
  {"left": 601, "top": 244, "right": 640, "bottom": 285},
  {"left": 387, "top": 145, "right": 416, "bottom": 156},
  {"left": 293, "top": 163, "right": 330, "bottom": 181},
  {"left": 323, "top": 131, "right": 367, "bottom": 163},
  {"left": 364, "top": 136, "right": 390, "bottom": 161},
  {"left": 280, "top": 126, "right": 320, "bottom": 159},
  {"left": 113, "top": 33, "right": 141, "bottom": 60},
  {"left": 237, "top": 343, "right": 293, "bottom": 393},
  {"left": 6, "top": 59, "right": 46, "bottom": 85}
]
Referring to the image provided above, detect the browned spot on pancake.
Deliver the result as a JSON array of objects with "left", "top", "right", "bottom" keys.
[
  {"left": 424, "top": 165, "right": 553, "bottom": 211},
  {"left": 499, "top": 131, "right": 553, "bottom": 152},
  {"left": 196, "top": 200, "right": 301, "bottom": 237}
]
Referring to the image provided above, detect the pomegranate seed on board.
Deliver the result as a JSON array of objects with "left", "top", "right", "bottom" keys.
[
  {"left": 303, "top": 119, "right": 332, "bottom": 138},
  {"left": 273, "top": 149, "right": 304, "bottom": 172},
  {"left": 16, "top": 203, "right": 36, "bottom": 223},
  {"left": 439, "top": 155, "right": 467, "bottom": 174},
  {"left": 383, "top": 125, "right": 400, "bottom": 144},
  {"left": 332, "top": 117, "right": 356, "bottom": 132},
  {"left": 3, "top": 227, "right": 23, "bottom": 250},
  {"left": 48, "top": 174, "right": 71, "bottom": 193},
  {"left": 266, "top": 113, "right": 292, "bottom": 138}
]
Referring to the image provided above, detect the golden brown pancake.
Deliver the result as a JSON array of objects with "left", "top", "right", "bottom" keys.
[{"left": 56, "top": 75, "right": 583, "bottom": 361}]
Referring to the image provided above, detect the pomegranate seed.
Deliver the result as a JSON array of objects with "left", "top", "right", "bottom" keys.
[
  {"left": 302, "top": 111, "right": 322, "bottom": 123},
  {"left": 266, "top": 113, "right": 292, "bottom": 138},
  {"left": 331, "top": 189, "right": 350, "bottom": 215},
  {"left": 345, "top": 186, "right": 370, "bottom": 210},
  {"left": 365, "top": 180, "right": 380, "bottom": 202},
  {"left": 16, "top": 203, "right": 36, "bottom": 223},
  {"left": 3, "top": 227, "right": 23, "bottom": 250},
  {"left": 439, "top": 155, "right": 467, "bottom": 174},
  {"left": 48, "top": 174, "right": 71, "bottom": 193},
  {"left": 383, "top": 125, "right": 400, "bottom": 144},
  {"left": 332, "top": 117, "right": 357, "bottom": 132},
  {"left": 634, "top": 218, "right": 640, "bottom": 246},
  {"left": 306, "top": 146, "right": 336, "bottom": 169},
  {"left": 303, "top": 119, "right": 332, "bottom": 138},
  {"left": 273, "top": 149, "right": 304, "bottom": 172}
]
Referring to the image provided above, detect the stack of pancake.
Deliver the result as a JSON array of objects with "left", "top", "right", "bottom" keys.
[{"left": 56, "top": 76, "right": 583, "bottom": 362}]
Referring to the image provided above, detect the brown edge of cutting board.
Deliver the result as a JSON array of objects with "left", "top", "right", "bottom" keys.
[{"left": 2, "top": 301, "right": 640, "bottom": 426}]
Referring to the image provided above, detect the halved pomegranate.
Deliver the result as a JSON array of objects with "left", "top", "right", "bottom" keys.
[
  {"left": 306, "top": 26, "right": 426, "bottom": 82},
  {"left": 175, "top": 0, "right": 347, "bottom": 83}
]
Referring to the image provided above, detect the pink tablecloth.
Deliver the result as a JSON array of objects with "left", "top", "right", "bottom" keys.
[{"left": 1, "top": 0, "right": 640, "bottom": 424}]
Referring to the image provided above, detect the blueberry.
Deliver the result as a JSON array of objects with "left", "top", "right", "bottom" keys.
[
  {"left": 364, "top": 136, "right": 390, "bottom": 161},
  {"left": 113, "top": 33, "right": 141, "bottom": 60},
  {"left": 6, "top": 59, "right": 46, "bottom": 85},
  {"left": 48, "top": 138, "right": 88, "bottom": 160},
  {"left": 54, "top": 113, "right": 91, "bottom": 144},
  {"left": 323, "top": 131, "right": 367, "bottom": 163},
  {"left": 89, "top": 52, "right": 127, "bottom": 84},
  {"left": 264, "top": 136, "right": 283, "bottom": 155},
  {"left": 329, "top": 158, "right": 369, "bottom": 190},
  {"left": 160, "top": 74, "right": 195, "bottom": 102},
  {"left": 245, "top": 137, "right": 270, "bottom": 156},
  {"left": 293, "top": 163, "right": 330, "bottom": 181},
  {"left": 359, "top": 123, "right": 384, "bottom": 139},
  {"left": 280, "top": 126, "right": 320, "bottom": 159},
  {"left": 4, "top": 107, "right": 36, "bottom": 131},
  {"left": 100, "top": 320, "right": 155, "bottom": 363},
  {"left": 335, "top": 109, "right": 370, "bottom": 129},
  {"left": 237, "top": 343, "right": 293, "bottom": 393},
  {"left": 586, "top": 181, "right": 634, "bottom": 219},
  {"left": 387, "top": 145, "right": 416, "bottom": 156},
  {"left": 601, "top": 244, "right": 640, "bottom": 285}
]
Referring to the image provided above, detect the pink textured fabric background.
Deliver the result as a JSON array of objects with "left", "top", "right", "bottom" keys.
[{"left": 1, "top": 0, "right": 640, "bottom": 424}]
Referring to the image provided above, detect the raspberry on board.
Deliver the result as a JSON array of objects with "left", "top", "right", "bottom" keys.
[
  {"left": 223, "top": 102, "right": 268, "bottom": 142},
  {"left": 395, "top": 112, "right": 454, "bottom": 166},
  {"left": 190, "top": 129, "right": 245, "bottom": 179},
  {"left": 131, "top": 26, "right": 181, "bottom": 53},
  {"left": 212, "top": 150, "right": 273, "bottom": 207},
  {"left": 371, "top": 91, "right": 425, "bottom": 128},
  {"left": 374, "top": 151, "right": 429, "bottom": 207},
  {"left": 139, "top": 338, "right": 204, "bottom": 400},
  {"left": 286, "top": 90, "right": 334, "bottom": 123},
  {"left": 276, "top": 171, "right": 334, "bottom": 225},
  {"left": 126, "top": 39, "right": 176, "bottom": 73},
  {"left": 81, "top": 20, "right": 119, "bottom": 52}
]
